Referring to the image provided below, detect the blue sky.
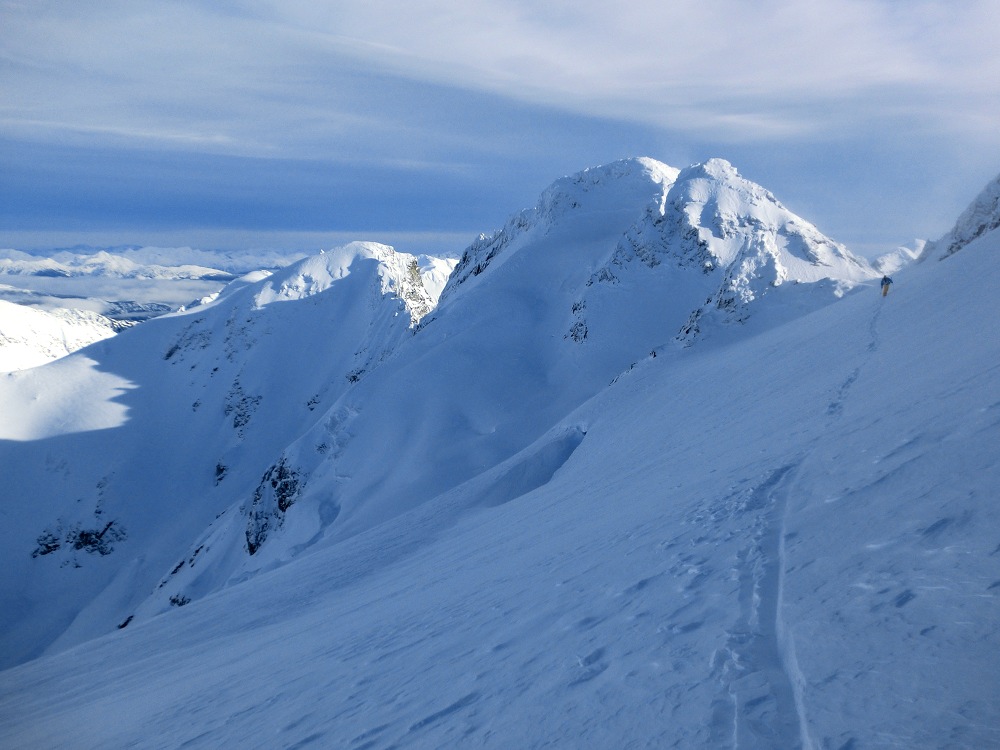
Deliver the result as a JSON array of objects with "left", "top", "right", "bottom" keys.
[{"left": 2, "top": 0, "right": 999, "bottom": 257}]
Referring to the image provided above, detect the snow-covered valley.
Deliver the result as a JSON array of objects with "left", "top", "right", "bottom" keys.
[{"left": 0, "top": 158, "right": 997, "bottom": 749}]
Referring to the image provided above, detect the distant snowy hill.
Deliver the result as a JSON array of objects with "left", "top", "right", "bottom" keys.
[
  {"left": 1, "top": 160, "right": 996, "bottom": 749},
  {"left": 0, "top": 245, "right": 293, "bottom": 281},
  {"left": 0, "top": 245, "right": 290, "bottom": 323},
  {"left": 0, "top": 300, "right": 122, "bottom": 372},
  {"left": 0, "top": 248, "right": 235, "bottom": 282},
  {"left": 873, "top": 241, "right": 925, "bottom": 274}
]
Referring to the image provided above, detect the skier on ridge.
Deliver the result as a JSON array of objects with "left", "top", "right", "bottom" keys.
[{"left": 880, "top": 275, "right": 893, "bottom": 297}]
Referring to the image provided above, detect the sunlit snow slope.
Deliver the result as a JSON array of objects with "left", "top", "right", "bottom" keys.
[
  {"left": 1, "top": 160, "right": 996, "bottom": 748},
  {"left": 0, "top": 300, "right": 120, "bottom": 371},
  {"left": 0, "top": 242, "right": 441, "bottom": 665}
]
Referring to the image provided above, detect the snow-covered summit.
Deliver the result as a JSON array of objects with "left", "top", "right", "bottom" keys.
[
  {"left": 921, "top": 171, "right": 1000, "bottom": 260},
  {"left": 442, "top": 158, "right": 679, "bottom": 300},
  {"left": 668, "top": 159, "right": 877, "bottom": 341},
  {"left": 252, "top": 242, "right": 438, "bottom": 325},
  {"left": 534, "top": 156, "right": 680, "bottom": 219},
  {"left": 666, "top": 157, "right": 861, "bottom": 273},
  {"left": 445, "top": 157, "right": 877, "bottom": 344}
]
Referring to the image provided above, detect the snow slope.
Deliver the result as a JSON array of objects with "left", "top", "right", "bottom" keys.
[
  {"left": 0, "top": 300, "right": 121, "bottom": 371},
  {"left": 2, "top": 159, "right": 994, "bottom": 748},
  {"left": 0, "top": 241, "right": 440, "bottom": 665}
]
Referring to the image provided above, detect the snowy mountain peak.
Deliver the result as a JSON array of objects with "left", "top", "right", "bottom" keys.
[
  {"left": 921, "top": 171, "right": 1000, "bottom": 260},
  {"left": 252, "top": 242, "right": 437, "bottom": 325},
  {"left": 680, "top": 156, "right": 740, "bottom": 181},
  {"left": 667, "top": 160, "right": 877, "bottom": 341},
  {"left": 441, "top": 156, "right": 877, "bottom": 347},
  {"left": 441, "top": 158, "right": 679, "bottom": 301},
  {"left": 533, "top": 157, "right": 679, "bottom": 226}
]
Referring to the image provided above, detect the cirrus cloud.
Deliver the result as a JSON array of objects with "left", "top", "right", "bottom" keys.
[{"left": 1, "top": 0, "right": 999, "bottom": 253}]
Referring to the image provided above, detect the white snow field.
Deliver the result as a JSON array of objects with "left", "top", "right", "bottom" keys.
[
  {"left": 0, "top": 300, "right": 120, "bottom": 372},
  {"left": 0, "top": 160, "right": 997, "bottom": 749}
]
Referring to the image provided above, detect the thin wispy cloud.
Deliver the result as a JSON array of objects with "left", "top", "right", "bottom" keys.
[
  {"left": 1, "top": 0, "right": 999, "bottom": 252},
  {"left": 4, "top": 0, "right": 998, "bottom": 153}
]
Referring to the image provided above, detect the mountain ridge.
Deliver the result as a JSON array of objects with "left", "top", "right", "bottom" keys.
[
  {"left": 0, "top": 156, "right": 953, "bottom": 668},
  {"left": 920, "top": 171, "right": 1000, "bottom": 260},
  {"left": 1, "top": 182, "right": 997, "bottom": 746},
  {"left": 0, "top": 158, "right": 997, "bottom": 748},
  {"left": 0, "top": 157, "right": 889, "bottom": 664}
]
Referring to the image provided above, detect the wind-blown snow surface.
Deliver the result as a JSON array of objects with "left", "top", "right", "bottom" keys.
[{"left": 1, "top": 160, "right": 997, "bottom": 748}]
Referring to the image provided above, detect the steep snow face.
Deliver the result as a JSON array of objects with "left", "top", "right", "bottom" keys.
[
  {"left": 441, "top": 157, "right": 680, "bottom": 301},
  {"left": 921, "top": 171, "right": 1000, "bottom": 260},
  {"left": 0, "top": 300, "right": 121, "bottom": 371},
  {"left": 669, "top": 159, "right": 878, "bottom": 342},
  {"left": 0, "top": 242, "right": 441, "bottom": 666}
]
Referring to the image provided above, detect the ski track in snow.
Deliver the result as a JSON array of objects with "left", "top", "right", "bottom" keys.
[
  {"left": 709, "top": 464, "right": 807, "bottom": 749},
  {"left": 713, "top": 300, "right": 888, "bottom": 748}
]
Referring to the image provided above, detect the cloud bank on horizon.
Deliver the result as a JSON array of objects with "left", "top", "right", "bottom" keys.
[{"left": 2, "top": 0, "right": 999, "bottom": 254}]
